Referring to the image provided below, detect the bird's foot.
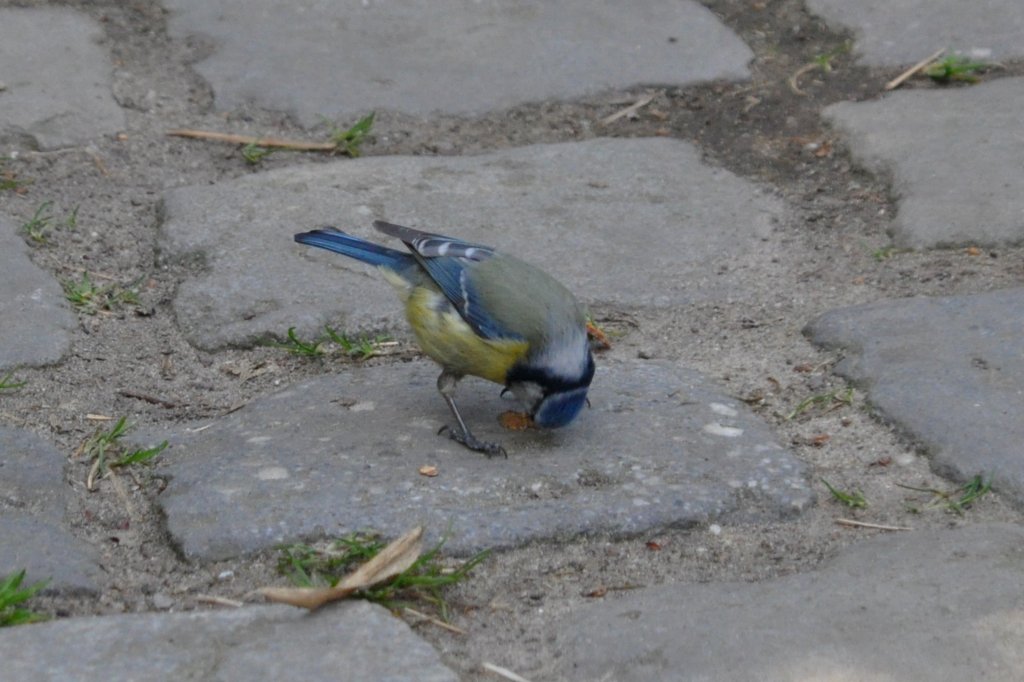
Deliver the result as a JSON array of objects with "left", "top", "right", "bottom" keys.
[{"left": 438, "top": 424, "right": 507, "bottom": 458}]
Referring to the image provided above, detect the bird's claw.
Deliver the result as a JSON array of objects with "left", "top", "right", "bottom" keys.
[{"left": 438, "top": 424, "right": 507, "bottom": 458}]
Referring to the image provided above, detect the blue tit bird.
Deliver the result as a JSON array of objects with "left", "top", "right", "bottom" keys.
[{"left": 294, "top": 220, "right": 595, "bottom": 457}]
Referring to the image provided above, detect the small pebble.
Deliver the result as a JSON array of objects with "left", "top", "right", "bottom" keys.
[{"left": 151, "top": 593, "right": 174, "bottom": 610}]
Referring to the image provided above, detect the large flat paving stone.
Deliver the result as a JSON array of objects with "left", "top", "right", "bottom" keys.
[
  {"left": 0, "top": 601, "right": 457, "bottom": 682},
  {"left": 0, "top": 216, "right": 75, "bottom": 371},
  {"left": 0, "top": 7, "right": 125, "bottom": 149},
  {"left": 825, "top": 77, "right": 1024, "bottom": 248},
  {"left": 808, "top": 0, "right": 1024, "bottom": 66},
  {"left": 555, "top": 523, "right": 1024, "bottom": 681},
  {"left": 146, "top": 360, "right": 810, "bottom": 561},
  {"left": 164, "top": 0, "right": 752, "bottom": 123},
  {"left": 806, "top": 288, "right": 1024, "bottom": 507},
  {"left": 0, "top": 428, "right": 102, "bottom": 593},
  {"left": 159, "top": 138, "right": 785, "bottom": 351}
]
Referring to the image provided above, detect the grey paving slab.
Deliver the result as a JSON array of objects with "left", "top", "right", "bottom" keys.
[
  {"left": 144, "top": 359, "right": 810, "bottom": 561},
  {"left": 825, "top": 77, "right": 1024, "bottom": 249},
  {"left": 159, "top": 138, "right": 785, "bottom": 351},
  {"left": 556, "top": 523, "right": 1024, "bottom": 681},
  {"left": 0, "top": 601, "right": 457, "bottom": 682},
  {"left": 0, "top": 428, "right": 102, "bottom": 593},
  {"left": 806, "top": 288, "right": 1024, "bottom": 507},
  {"left": 0, "top": 216, "right": 75, "bottom": 371},
  {"left": 0, "top": 7, "right": 125, "bottom": 149},
  {"left": 808, "top": 0, "right": 1024, "bottom": 66},
  {"left": 164, "top": 0, "right": 752, "bottom": 123}
]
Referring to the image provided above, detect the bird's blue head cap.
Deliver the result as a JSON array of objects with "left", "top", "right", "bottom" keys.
[
  {"left": 533, "top": 384, "right": 590, "bottom": 428},
  {"left": 530, "top": 354, "right": 595, "bottom": 429}
]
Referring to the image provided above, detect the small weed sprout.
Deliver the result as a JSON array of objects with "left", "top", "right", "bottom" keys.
[
  {"left": 270, "top": 326, "right": 392, "bottom": 360},
  {"left": 872, "top": 246, "right": 904, "bottom": 262},
  {"left": 898, "top": 474, "right": 992, "bottom": 515},
  {"left": 324, "top": 326, "right": 392, "bottom": 360},
  {"left": 0, "top": 371, "right": 26, "bottom": 391},
  {"left": 62, "top": 273, "right": 141, "bottom": 315},
  {"left": 924, "top": 55, "right": 989, "bottom": 84},
  {"left": 64, "top": 206, "right": 79, "bottom": 230},
  {"left": 269, "top": 327, "right": 327, "bottom": 356},
  {"left": 278, "top": 533, "right": 387, "bottom": 587},
  {"left": 241, "top": 143, "right": 273, "bottom": 164},
  {"left": 786, "top": 387, "right": 854, "bottom": 420},
  {"left": 22, "top": 201, "right": 54, "bottom": 243},
  {"left": 330, "top": 112, "right": 375, "bottom": 158},
  {"left": 0, "top": 570, "right": 49, "bottom": 627},
  {"left": 822, "top": 478, "right": 867, "bottom": 508},
  {"left": 0, "top": 161, "right": 29, "bottom": 193},
  {"left": 78, "top": 416, "right": 168, "bottom": 490}
]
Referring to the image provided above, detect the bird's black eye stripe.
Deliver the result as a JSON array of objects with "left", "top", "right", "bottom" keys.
[{"left": 506, "top": 353, "right": 595, "bottom": 396}]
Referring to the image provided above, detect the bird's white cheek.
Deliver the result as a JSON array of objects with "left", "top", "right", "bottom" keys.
[{"left": 509, "top": 382, "right": 545, "bottom": 411}]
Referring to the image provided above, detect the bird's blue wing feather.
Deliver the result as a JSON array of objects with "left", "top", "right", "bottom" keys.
[
  {"left": 374, "top": 221, "right": 521, "bottom": 341},
  {"left": 418, "top": 257, "right": 524, "bottom": 341}
]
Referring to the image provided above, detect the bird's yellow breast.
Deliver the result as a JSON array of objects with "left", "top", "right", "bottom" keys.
[{"left": 404, "top": 286, "right": 529, "bottom": 384}]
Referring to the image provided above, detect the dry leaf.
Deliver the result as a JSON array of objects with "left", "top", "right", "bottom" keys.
[
  {"left": 258, "top": 526, "right": 423, "bottom": 610},
  {"left": 586, "top": 320, "right": 612, "bottom": 351},
  {"left": 419, "top": 465, "right": 439, "bottom": 477}
]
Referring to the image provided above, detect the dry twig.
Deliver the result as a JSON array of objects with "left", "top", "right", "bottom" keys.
[
  {"left": 835, "top": 518, "right": 912, "bottom": 531},
  {"left": 167, "top": 129, "right": 337, "bottom": 151},
  {"left": 403, "top": 606, "right": 467, "bottom": 635},
  {"left": 884, "top": 49, "right": 945, "bottom": 91},
  {"left": 195, "top": 595, "right": 244, "bottom": 608},
  {"left": 482, "top": 662, "right": 534, "bottom": 682},
  {"left": 599, "top": 93, "right": 656, "bottom": 125}
]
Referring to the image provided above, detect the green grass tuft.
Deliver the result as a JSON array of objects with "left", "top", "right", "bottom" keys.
[
  {"left": 241, "top": 143, "right": 273, "bottom": 164},
  {"left": 0, "top": 570, "right": 49, "bottom": 627},
  {"left": 269, "top": 326, "right": 392, "bottom": 360},
  {"left": 277, "top": 531, "right": 489, "bottom": 622},
  {"left": 62, "top": 272, "right": 141, "bottom": 316},
  {"left": 786, "top": 388, "right": 854, "bottom": 420},
  {"left": 898, "top": 474, "right": 992, "bottom": 515},
  {"left": 821, "top": 478, "right": 867, "bottom": 508},
  {"left": 80, "top": 416, "right": 168, "bottom": 489},
  {"left": 0, "top": 370, "right": 27, "bottom": 391},
  {"left": 924, "top": 55, "right": 989, "bottom": 84},
  {"left": 21, "top": 201, "right": 54, "bottom": 243},
  {"left": 330, "top": 112, "right": 375, "bottom": 158},
  {"left": 323, "top": 326, "right": 392, "bottom": 360}
]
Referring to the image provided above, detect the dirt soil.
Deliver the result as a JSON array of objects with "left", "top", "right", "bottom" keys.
[{"left": 4, "top": 1, "right": 1024, "bottom": 679}]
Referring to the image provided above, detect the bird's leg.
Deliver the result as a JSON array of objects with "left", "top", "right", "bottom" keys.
[{"left": 436, "top": 370, "right": 507, "bottom": 458}]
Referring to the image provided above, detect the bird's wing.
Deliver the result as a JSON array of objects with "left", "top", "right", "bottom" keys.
[{"left": 373, "top": 221, "right": 519, "bottom": 341}]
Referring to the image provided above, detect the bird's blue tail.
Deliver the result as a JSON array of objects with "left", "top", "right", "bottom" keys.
[{"left": 294, "top": 229, "right": 410, "bottom": 268}]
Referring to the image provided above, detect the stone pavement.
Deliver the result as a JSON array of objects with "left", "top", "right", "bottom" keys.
[
  {"left": 143, "top": 360, "right": 810, "bottom": 561},
  {"left": 2, "top": 0, "right": 1023, "bottom": 680},
  {"left": 0, "top": 601, "right": 457, "bottom": 682},
  {"left": 159, "top": 137, "right": 784, "bottom": 350},
  {"left": 162, "top": 0, "right": 752, "bottom": 123},
  {"left": 556, "top": 523, "right": 1024, "bottom": 681}
]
